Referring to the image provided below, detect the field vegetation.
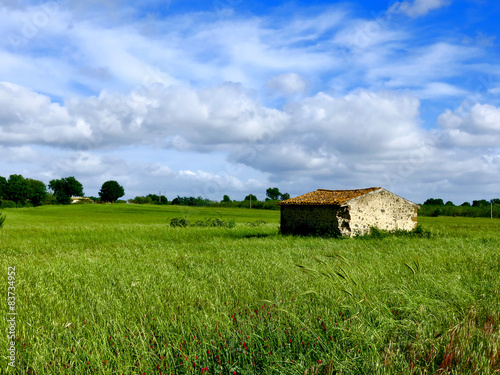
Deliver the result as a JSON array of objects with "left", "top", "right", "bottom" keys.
[{"left": 0, "top": 205, "right": 499, "bottom": 374}]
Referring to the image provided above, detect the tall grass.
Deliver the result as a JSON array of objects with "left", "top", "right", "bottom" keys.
[{"left": 0, "top": 206, "right": 498, "bottom": 374}]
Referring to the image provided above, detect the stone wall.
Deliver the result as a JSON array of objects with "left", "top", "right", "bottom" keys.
[
  {"left": 280, "top": 205, "right": 349, "bottom": 236},
  {"left": 347, "top": 189, "right": 418, "bottom": 236}
]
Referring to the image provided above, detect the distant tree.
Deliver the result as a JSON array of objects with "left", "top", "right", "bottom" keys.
[
  {"left": 5, "top": 174, "right": 30, "bottom": 205},
  {"left": 423, "top": 198, "right": 444, "bottom": 206},
  {"left": 445, "top": 201, "right": 455, "bottom": 206},
  {"left": 27, "top": 179, "right": 47, "bottom": 207},
  {"left": 460, "top": 202, "right": 471, "bottom": 207},
  {"left": 147, "top": 194, "right": 168, "bottom": 205},
  {"left": 266, "top": 187, "right": 282, "bottom": 200},
  {"left": 171, "top": 197, "right": 180, "bottom": 205},
  {"left": 49, "top": 176, "right": 84, "bottom": 205},
  {"left": 245, "top": 194, "right": 257, "bottom": 201},
  {"left": 281, "top": 192, "right": 290, "bottom": 200},
  {"left": 0, "top": 176, "right": 7, "bottom": 199},
  {"left": 222, "top": 195, "right": 231, "bottom": 203},
  {"left": 472, "top": 199, "right": 489, "bottom": 208},
  {"left": 491, "top": 199, "right": 500, "bottom": 205},
  {"left": 98, "top": 180, "right": 125, "bottom": 203}
]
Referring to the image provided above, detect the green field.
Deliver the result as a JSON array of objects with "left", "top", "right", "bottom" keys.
[{"left": 0, "top": 205, "right": 499, "bottom": 374}]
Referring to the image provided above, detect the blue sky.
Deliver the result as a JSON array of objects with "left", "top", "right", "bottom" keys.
[{"left": 0, "top": 0, "right": 499, "bottom": 203}]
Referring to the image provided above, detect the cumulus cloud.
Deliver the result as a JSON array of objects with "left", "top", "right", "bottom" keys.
[
  {"left": 0, "top": 81, "right": 289, "bottom": 152},
  {"left": 390, "top": 0, "right": 451, "bottom": 18},
  {"left": 438, "top": 103, "right": 500, "bottom": 147},
  {"left": 266, "top": 73, "right": 307, "bottom": 96}
]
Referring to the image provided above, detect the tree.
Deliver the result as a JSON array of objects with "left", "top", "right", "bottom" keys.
[
  {"left": 472, "top": 199, "right": 489, "bottom": 207},
  {"left": 0, "top": 176, "right": 7, "bottom": 199},
  {"left": 49, "top": 177, "right": 84, "bottom": 205},
  {"left": 99, "top": 180, "right": 125, "bottom": 203},
  {"left": 445, "top": 201, "right": 455, "bottom": 206},
  {"left": 245, "top": 194, "right": 257, "bottom": 201},
  {"left": 281, "top": 192, "right": 290, "bottom": 200},
  {"left": 27, "top": 179, "right": 47, "bottom": 207},
  {"left": 460, "top": 201, "right": 471, "bottom": 207},
  {"left": 222, "top": 195, "right": 231, "bottom": 203},
  {"left": 423, "top": 198, "right": 444, "bottom": 206},
  {"left": 5, "top": 174, "right": 30, "bottom": 205},
  {"left": 266, "top": 187, "right": 282, "bottom": 200},
  {"left": 491, "top": 199, "right": 500, "bottom": 205}
]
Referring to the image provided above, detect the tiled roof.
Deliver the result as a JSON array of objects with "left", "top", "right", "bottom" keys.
[{"left": 278, "top": 187, "right": 382, "bottom": 206}]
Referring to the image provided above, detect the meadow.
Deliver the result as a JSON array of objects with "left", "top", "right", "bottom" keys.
[{"left": 0, "top": 204, "right": 499, "bottom": 374}]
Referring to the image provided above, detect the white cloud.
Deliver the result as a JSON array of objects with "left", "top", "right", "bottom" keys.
[
  {"left": 438, "top": 103, "right": 500, "bottom": 147},
  {"left": 390, "top": 0, "right": 451, "bottom": 18},
  {"left": 266, "top": 73, "right": 307, "bottom": 96}
]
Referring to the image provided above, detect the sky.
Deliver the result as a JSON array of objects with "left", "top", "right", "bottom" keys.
[{"left": 0, "top": 0, "right": 499, "bottom": 204}]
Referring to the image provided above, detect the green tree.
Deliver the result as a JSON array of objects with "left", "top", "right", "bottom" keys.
[
  {"left": 445, "top": 201, "right": 455, "bottom": 206},
  {"left": 245, "top": 194, "right": 257, "bottom": 201},
  {"left": 281, "top": 192, "right": 290, "bottom": 200},
  {"left": 423, "top": 198, "right": 444, "bottom": 206},
  {"left": 472, "top": 199, "right": 489, "bottom": 207},
  {"left": 222, "top": 195, "right": 231, "bottom": 203},
  {"left": 99, "top": 180, "right": 125, "bottom": 203},
  {"left": 460, "top": 202, "right": 471, "bottom": 207},
  {"left": 5, "top": 174, "right": 30, "bottom": 205},
  {"left": 0, "top": 176, "right": 7, "bottom": 199},
  {"left": 266, "top": 187, "right": 281, "bottom": 200},
  {"left": 49, "top": 177, "right": 84, "bottom": 205},
  {"left": 27, "top": 179, "right": 47, "bottom": 207}
]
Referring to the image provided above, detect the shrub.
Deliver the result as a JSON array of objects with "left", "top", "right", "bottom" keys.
[
  {"left": 357, "top": 225, "right": 431, "bottom": 239},
  {"left": 0, "top": 200, "right": 16, "bottom": 209},
  {"left": 194, "top": 217, "right": 236, "bottom": 228},
  {"left": 246, "top": 220, "right": 267, "bottom": 227},
  {"left": 169, "top": 217, "right": 190, "bottom": 227}
]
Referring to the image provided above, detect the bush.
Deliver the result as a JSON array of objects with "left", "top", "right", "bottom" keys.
[
  {"left": 0, "top": 212, "right": 5, "bottom": 228},
  {"left": 194, "top": 217, "right": 236, "bottom": 228},
  {"left": 357, "top": 225, "right": 431, "bottom": 239},
  {"left": 169, "top": 217, "right": 190, "bottom": 227},
  {"left": 0, "top": 200, "right": 16, "bottom": 209},
  {"left": 246, "top": 220, "right": 267, "bottom": 227}
]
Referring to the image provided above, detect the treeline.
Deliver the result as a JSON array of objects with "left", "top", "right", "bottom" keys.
[
  {"left": 128, "top": 191, "right": 287, "bottom": 210},
  {"left": 419, "top": 198, "right": 500, "bottom": 218},
  {"left": 0, "top": 174, "right": 125, "bottom": 207}
]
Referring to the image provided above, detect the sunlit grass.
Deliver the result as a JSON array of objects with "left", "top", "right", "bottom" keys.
[{"left": 0, "top": 206, "right": 499, "bottom": 374}]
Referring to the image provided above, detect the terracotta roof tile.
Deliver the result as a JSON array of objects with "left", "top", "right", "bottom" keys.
[{"left": 278, "top": 187, "right": 381, "bottom": 206}]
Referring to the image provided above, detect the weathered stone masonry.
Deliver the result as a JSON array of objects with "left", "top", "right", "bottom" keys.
[{"left": 279, "top": 187, "right": 419, "bottom": 237}]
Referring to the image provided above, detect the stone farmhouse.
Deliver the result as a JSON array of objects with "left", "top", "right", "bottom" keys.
[{"left": 278, "top": 187, "right": 419, "bottom": 237}]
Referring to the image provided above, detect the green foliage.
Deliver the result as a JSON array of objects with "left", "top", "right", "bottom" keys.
[
  {"left": 472, "top": 199, "right": 490, "bottom": 207},
  {"left": 169, "top": 217, "right": 190, "bottom": 227},
  {"left": 98, "top": 180, "right": 125, "bottom": 203},
  {"left": 246, "top": 219, "right": 267, "bottom": 227},
  {"left": 357, "top": 225, "right": 431, "bottom": 239},
  {"left": 0, "top": 175, "right": 6, "bottom": 199},
  {"left": 266, "top": 187, "right": 281, "bottom": 200},
  {"left": 5, "top": 174, "right": 30, "bottom": 205},
  {"left": 423, "top": 198, "right": 444, "bottom": 206},
  {"left": 27, "top": 178, "right": 47, "bottom": 206},
  {"left": 193, "top": 217, "right": 236, "bottom": 228},
  {"left": 49, "top": 176, "right": 84, "bottom": 205},
  {"left": 0, "top": 211, "right": 5, "bottom": 228},
  {"left": 244, "top": 194, "right": 257, "bottom": 201},
  {"left": 222, "top": 194, "right": 231, "bottom": 203},
  {"left": 419, "top": 203, "right": 500, "bottom": 218},
  {"left": 0, "top": 200, "right": 16, "bottom": 208}
]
